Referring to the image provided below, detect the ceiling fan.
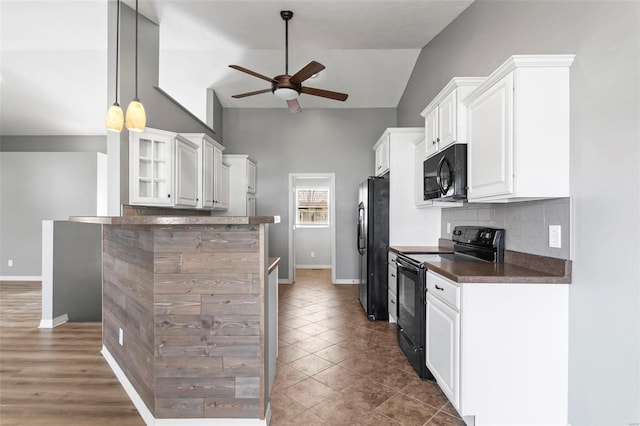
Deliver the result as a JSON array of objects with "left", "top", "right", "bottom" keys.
[{"left": 229, "top": 10, "right": 349, "bottom": 113}]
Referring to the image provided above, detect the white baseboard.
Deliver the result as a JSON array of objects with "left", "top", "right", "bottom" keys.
[
  {"left": 102, "top": 345, "right": 268, "bottom": 425},
  {"left": 38, "top": 313, "right": 69, "bottom": 329},
  {"left": 295, "top": 264, "right": 331, "bottom": 269},
  {"left": 278, "top": 279, "right": 293, "bottom": 284},
  {"left": 333, "top": 279, "right": 360, "bottom": 285},
  {"left": 0, "top": 276, "right": 42, "bottom": 281}
]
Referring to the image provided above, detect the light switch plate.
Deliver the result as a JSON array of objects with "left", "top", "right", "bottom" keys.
[
  {"left": 118, "top": 328, "right": 124, "bottom": 346},
  {"left": 549, "top": 225, "right": 561, "bottom": 248}
]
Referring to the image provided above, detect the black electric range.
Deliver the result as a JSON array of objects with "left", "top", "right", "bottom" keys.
[{"left": 395, "top": 226, "right": 505, "bottom": 379}]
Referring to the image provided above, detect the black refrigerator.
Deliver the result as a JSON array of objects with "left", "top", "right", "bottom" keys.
[{"left": 357, "top": 176, "right": 389, "bottom": 321}]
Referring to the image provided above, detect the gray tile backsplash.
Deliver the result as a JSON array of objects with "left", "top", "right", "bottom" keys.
[{"left": 441, "top": 198, "right": 571, "bottom": 259}]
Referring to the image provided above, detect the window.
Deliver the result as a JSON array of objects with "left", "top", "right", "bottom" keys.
[{"left": 296, "top": 187, "right": 330, "bottom": 227}]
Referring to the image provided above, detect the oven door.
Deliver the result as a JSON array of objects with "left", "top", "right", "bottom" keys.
[{"left": 396, "top": 256, "right": 429, "bottom": 379}]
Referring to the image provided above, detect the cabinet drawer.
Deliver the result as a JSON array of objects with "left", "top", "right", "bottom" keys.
[
  {"left": 427, "top": 271, "right": 460, "bottom": 310},
  {"left": 388, "top": 289, "right": 397, "bottom": 323}
]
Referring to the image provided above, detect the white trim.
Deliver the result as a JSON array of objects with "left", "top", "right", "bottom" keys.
[
  {"left": 102, "top": 345, "right": 268, "bottom": 426},
  {"left": 464, "top": 54, "right": 575, "bottom": 105},
  {"left": 0, "top": 275, "right": 43, "bottom": 281},
  {"left": 295, "top": 264, "right": 331, "bottom": 269},
  {"left": 288, "top": 173, "right": 337, "bottom": 285},
  {"left": 38, "top": 314, "right": 69, "bottom": 329},
  {"left": 333, "top": 279, "right": 359, "bottom": 285},
  {"left": 278, "top": 279, "right": 293, "bottom": 284},
  {"left": 41, "top": 220, "right": 54, "bottom": 326}
]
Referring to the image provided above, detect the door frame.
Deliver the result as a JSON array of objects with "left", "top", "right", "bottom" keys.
[{"left": 288, "top": 173, "right": 336, "bottom": 284}]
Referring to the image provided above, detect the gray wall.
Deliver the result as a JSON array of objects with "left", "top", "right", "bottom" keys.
[
  {"left": 0, "top": 152, "right": 103, "bottom": 276},
  {"left": 0, "top": 135, "right": 107, "bottom": 153},
  {"left": 222, "top": 108, "right": 397, "bottom": 281},
  {"left": 397, "top": 1, "right": 640, "bottom": 424},
  {"left": 441, "top": 199, "right": 571, "bottom": 259},
  {"left": 52, "top": 221, "right": 102, "bottom": 321}
]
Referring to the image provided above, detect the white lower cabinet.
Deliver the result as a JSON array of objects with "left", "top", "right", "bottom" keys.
[
  {"left": 426, "top": 292, "right": 460, "bottom": 408},
  {"left": 425, "top": 270, "right": 569, "bottom": 425}
]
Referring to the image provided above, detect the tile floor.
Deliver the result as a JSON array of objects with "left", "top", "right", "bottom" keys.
[{"left": 270, "top": 269, "right": 465, "bottom": 426}]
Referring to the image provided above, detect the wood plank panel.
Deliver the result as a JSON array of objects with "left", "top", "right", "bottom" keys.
[
  {"left": 154, "top": 273, "right": 253, "bottom": 295},
  {"left": 156, "top": 377, "right": 235, "bottom": 398}
]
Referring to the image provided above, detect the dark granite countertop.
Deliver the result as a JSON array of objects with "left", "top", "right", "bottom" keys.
[
  {"left": 388, "top": 245, "right": 454, "bottom": 255},
  {"left": 390, "top": 241, "right": 571, "bottom": 284},
  {"left": 268, "top": 257, "right": 281, "bottom": 274},
  {"left": 69, "top": 215, "right": 277, "bottom": 225},
  {"left": 425, "top": 258, "right": 571, "bottom": 284}
]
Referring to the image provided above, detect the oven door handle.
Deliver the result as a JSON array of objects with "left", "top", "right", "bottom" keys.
[{"left": 396, "top": 257, "right": 421, "bottom": 273}]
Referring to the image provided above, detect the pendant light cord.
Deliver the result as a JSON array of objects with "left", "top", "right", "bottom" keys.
[
  {"left": 114, "top": 0, "right": 120, "bottom": 103},
  {"left": 134, "top": 0, "right": 139, "bottom": 100},
  {"left": 285, "top": 17, "right": 289, "bottom": 75}
]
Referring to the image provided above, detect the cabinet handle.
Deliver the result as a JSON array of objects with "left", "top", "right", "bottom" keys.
[
  {"left": 391, "top": 274, "right": 396, "bottom": 278},
  {"left": 437, "top": 137, "right": 440, "bottom": 142},
  {"left": 196, "top": 198, "right": 199, "bottom": 202},
  {"left": 432, "top": 140, "right": 436, "bottom": 145},
  {"left": 167, "top": 194, "right": 171, "bottom": 198},
  {"left": 390, "top": 300, "right": 395, "bottom": 304},
  {"left": 435, "top": 285, "right": 444, "bottom": 291}
]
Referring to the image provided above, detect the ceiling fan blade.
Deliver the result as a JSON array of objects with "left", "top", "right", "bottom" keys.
[
  {"left": 290, "top": 61, "right": 326, "bottom": 85},
  {"left": 301, "top": 86, "right": 349, "bottom": 101},
  {"left": 231, "top": 88, "right": 272, "bottom": 99},
  {"left": 229, "top": 65, "right": 277, "bottom": 83},
  {"left": 287, "top": 99, "right": 302, "bottom": 113}
]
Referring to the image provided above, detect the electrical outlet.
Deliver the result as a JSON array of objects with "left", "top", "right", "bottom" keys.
[
  {"left": 447, "top": 223, "right": 451, "bottom": 234},
  {"left": 549, "top": 225, "right": 562, "bottom": 248},
  {"left": 310, "top": 252, "right": 315, "bottom": 258},
  {"left": 7, "top": 260, "right": 13, "bottom": 267},
  {"left": 118, "top": 328, "right": 124, "bottom": 346}
]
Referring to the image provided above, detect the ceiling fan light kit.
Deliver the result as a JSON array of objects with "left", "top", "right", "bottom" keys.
[{"left": 229, "top": 10, "right": 348, "bottom": 113}]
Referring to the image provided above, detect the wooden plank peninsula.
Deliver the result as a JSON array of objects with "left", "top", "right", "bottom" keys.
[{"left": 70, "top": 215, "right": 279, "bottom": 426}]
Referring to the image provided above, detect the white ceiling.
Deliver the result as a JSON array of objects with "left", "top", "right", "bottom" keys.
[{"left": 0, "top": 0, "right": 473, "bottom": 136}]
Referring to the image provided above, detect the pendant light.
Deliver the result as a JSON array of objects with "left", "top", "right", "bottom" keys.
[
  {"left": 125, "top": 0, "right": 146, "bottom": 132},
  {"left": 105, "top": 0, "right": 123, "bottom": 132}
]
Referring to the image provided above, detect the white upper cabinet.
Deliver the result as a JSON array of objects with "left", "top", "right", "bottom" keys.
[
  {"left": 373, "top": 133, "right": 390, "bottom": 176},
  {"left": 464, "top": 55, "right": 574, "bottom": 202},
  {"left": 218, "top": 162, "right": 230, "bottom": 210},
  {"left": 173, "top": 135, "right": 199, "bottom": 208},
  {"left": 247, "top": 160, "right": 257, "bottom": 194},
  {"left": 129, "top": 128, "right": 175, "bottom": 206},
  {"left": 181, "top": 133, "right": 226, "bottom": 210},
  {"left": 421, "top": 77, "right": 485, "bottom": 158},
  {"left": 223, "top": 155, "right": 258, "bottom": 216}
]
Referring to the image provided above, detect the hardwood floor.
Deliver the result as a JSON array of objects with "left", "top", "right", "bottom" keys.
[{"left": 0, "top": 281, "right": 144, "bottom": 425}]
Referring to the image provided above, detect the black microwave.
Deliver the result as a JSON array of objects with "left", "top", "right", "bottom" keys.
[{"left": 423, "top": 143, "right": 467, "bottom": 201}]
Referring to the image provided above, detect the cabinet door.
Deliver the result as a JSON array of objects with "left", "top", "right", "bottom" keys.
[
  {"left": 130, "top": 131, "right": 173, "bottom": 206},
  {"left": 174, "top": 137, "right": 199, "bottom": 207},
  {"left": 212, "top": 147, "right": 223, "bottom": 209},
  {"left": 247, "top": 161, "right": 257, "bottom": 194},
  {"left": 424, "top": 107, "right": 439, "bottom": 158},
  {"left": 438, "top": 90, "right": 457, "bottom": 149},
  {"left": 426, "top": 293, "right": 460, "bottom": 409},
  {"left": 246, "top": 194, "right": 256, "bottom": 216},
  {"left": 218, "top": 163, "right": 230, "bottom": 210},
  {"left": 467, "top": 72, "right": 514, "bottom": 200},
  {"left": 375, "top": 136, "right": 390, "bottom": 176},
  {"left": 202, "top": 140, "right": 215, "bottom": 208}
]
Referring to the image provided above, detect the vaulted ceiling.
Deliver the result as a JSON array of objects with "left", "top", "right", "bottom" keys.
[{"left": 0, "top": 0, "right": 473, "bottom": 136}]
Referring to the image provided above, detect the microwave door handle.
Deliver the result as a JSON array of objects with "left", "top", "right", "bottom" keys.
[{"left": 437, "top": 156, "right": 451, "bottom": 195}]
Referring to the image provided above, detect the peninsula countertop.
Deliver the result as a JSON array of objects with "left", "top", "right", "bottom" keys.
[{"left": 69, "top": 215, "right": 278, "bottom": 225}]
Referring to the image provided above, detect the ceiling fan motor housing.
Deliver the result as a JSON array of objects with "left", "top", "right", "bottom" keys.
[{"left": 272, "top": 75, "right": 301, "bottom": 96}]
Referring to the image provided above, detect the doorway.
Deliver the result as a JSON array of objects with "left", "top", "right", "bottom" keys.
[{"left": 287, "top": 173, "right": 336, "bottom": 284}]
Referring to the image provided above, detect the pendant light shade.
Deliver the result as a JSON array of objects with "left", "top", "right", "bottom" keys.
[
  {"left": 106, "top": 0, "right": 123, "bottom": 132},
  {"left": 106, "top": 102, "right": 124, "bottom": 132},
  {"left": 125, "top": 0, "right": 146, "bottom": 132},
  {"left": 125, "top": 98, "right": 146, "bottom": 132}
]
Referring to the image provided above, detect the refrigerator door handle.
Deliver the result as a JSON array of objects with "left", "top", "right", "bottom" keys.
[{"left": 357, "top": 204, "right": 365, "bottom": 254}]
